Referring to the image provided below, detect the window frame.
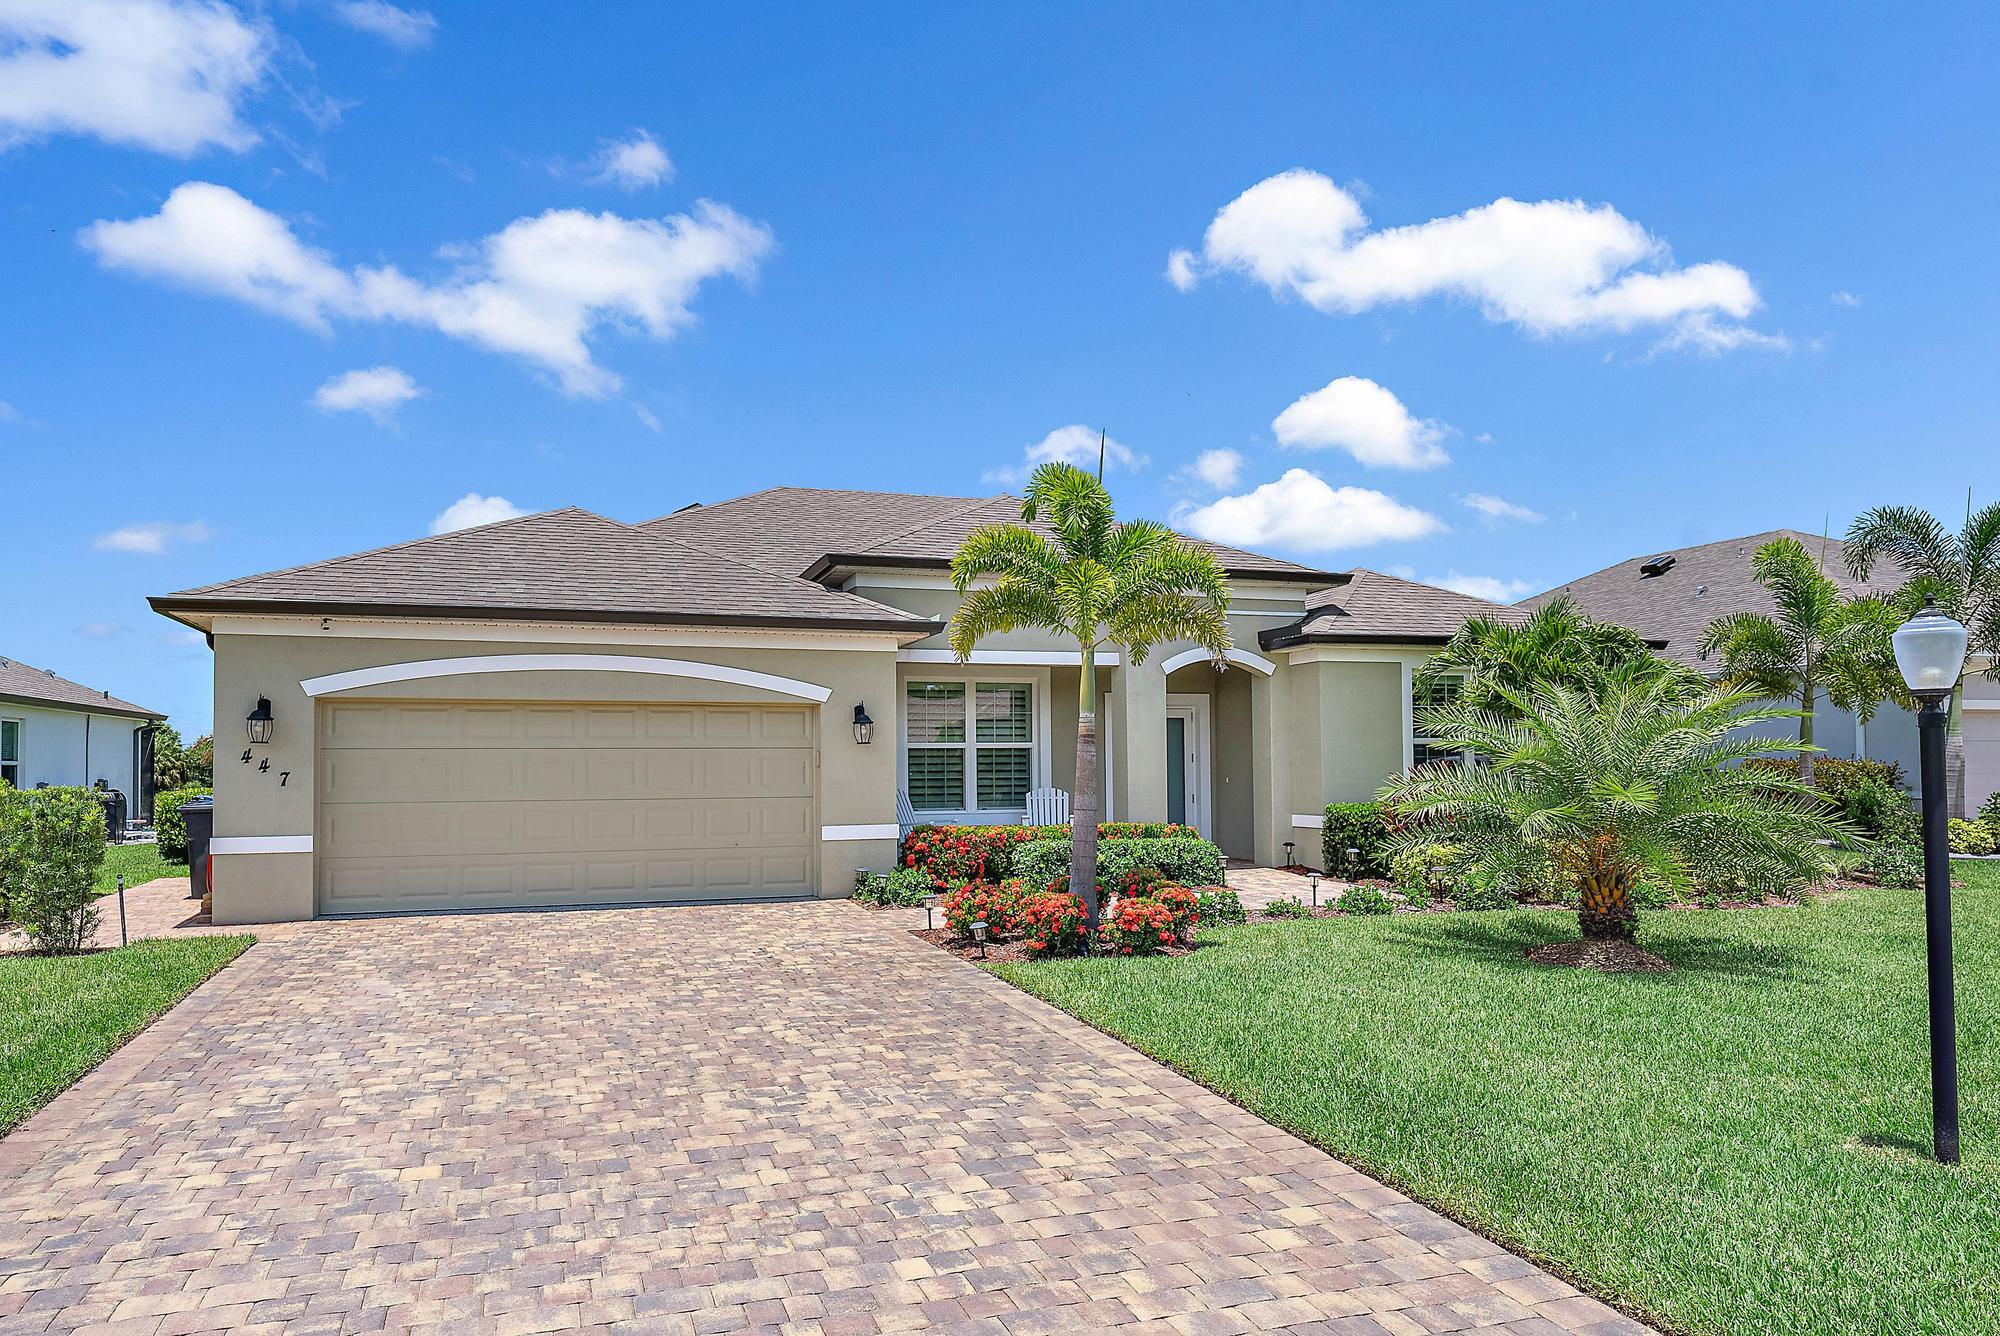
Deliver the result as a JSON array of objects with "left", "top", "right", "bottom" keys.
[
  {"left": 1410, "top": 671, "right": 1475, "bottom": 772},
  {"left": 0, "top": 715, "right": 21, "bottom": 789},
  {"left": 898, "top": 670, "right": 1049, "bottom": 822}
]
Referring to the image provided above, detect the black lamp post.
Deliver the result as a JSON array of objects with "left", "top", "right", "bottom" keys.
[
  {"left": 1893, "top": 599, "right": 1970, "bottom": 1166},
  {"left": 1307, "top": 871, "right": 1320, "bottom": 908},
  {"left": 971, "top": 919, "right": 989, "bottom": 960},
  {"left": 1283, "top": 840, "right": 1295, "bottom": 868}
]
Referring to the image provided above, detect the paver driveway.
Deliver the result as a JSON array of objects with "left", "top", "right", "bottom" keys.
[{"left": 0, "top": 903, "right": 1651, "bottom": 1336}]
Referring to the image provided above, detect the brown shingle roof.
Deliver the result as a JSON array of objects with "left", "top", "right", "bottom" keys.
[
  {"left": 1522, "top": 529, "right": 1903, "bottom": 667},
  {"left": 151, "top": 508, "right": 939, "bottom": 634},
  {"left": 646, "top": 487, "right": 1338, "bottom": 584},
  {"left": 0, "top": 657, "right": 163, "bottom": 719},
  {"left": 1259, "top": 569, "right": 1530, "bottom": 648}
]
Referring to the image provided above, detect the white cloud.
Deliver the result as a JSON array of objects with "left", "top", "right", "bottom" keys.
[
  {"left": 1831, "top": 290, "right": 1861, "bottom": 307},
  {"left": 1432, "top": 571, "right": 1535, "bottom": 602},
  {"left": 331, "top": 0, "right": 437, "bottom": 49},
  {"left": 984, "top": 425, "right": 1147, "bottom": 485},
  {"left": 1180, "top": 468, "right": 1442, "bottom": 554},
  {"left": 0, "top": 400, "right": 16, "bottom": 421},
  {"left": 81, "top": 182, "right": 773, "bottom": 396},
  {"left": 1165, "top": 247, "right": 1198, "bottom": 293},
  {"left": 1172, "top": 447, "right": 1242, "bottom": 491},
  {"left": 312, "top": 365, "right": 424, "bottom": 423},
  {"left": 1174, "top": 168, "right": 1775, "bottom": 350},
  {"left": 429, "top": 493, "right": 529, "bottom": 534},
  {"left": 1271, "top": 375, "right": 1449, "bottom": 470},
  {"left": 1651, "top": 313, "right": 1790, "bottom": 356},
  {"left": 0, "top": 0, "right": 271, "bottom": 156},
  {"left": 592, "top": 129, "right": 673, "bottom": 190},
  {"left": 92, "top": 519, "right": 211, "bottom": 554},
  {"left": 1461, "top": 492, "right": 1545, "bottom": 524},
  {"left": 79, "top": 620, "right": 123, "bottom": 638}
]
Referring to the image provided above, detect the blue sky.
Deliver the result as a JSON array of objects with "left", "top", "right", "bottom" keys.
[{"left": 3, "top": 2, "right": 1996, "bottom": 735}]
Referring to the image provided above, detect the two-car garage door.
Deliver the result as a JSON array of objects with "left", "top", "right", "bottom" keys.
[{"left": 316, "top": 700, "right": 815, "bottom": 914}]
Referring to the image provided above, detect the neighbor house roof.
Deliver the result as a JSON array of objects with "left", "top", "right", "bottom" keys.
[
  {"left": 1259, "top": 570, "right": 1530, "bottom": 649},
  {"left": 645, "top": 487, "right": 1339, "bottom": 585},
  {"left": 0, "top": 656, "right": 163, "bottom": 720},
  {"left": 150, "top": 507, "right": 942, "bottom": 636},
  {"left": 1522, "top": 529, "right": 1904, "bottom": 667}
]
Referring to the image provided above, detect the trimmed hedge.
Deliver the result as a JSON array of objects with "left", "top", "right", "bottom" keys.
[
  {"left": 1743, "top": 756, "right": 1908, "bottom": 798},
  {"left": 1322, "top": 802, "right": 1395, "bottom": 877},
  {"left": 1013, "top": 834, "right": 1226, "bottom": 891},
  {"left": 152, "top": 786, "right": 211, "bottom": 862}
]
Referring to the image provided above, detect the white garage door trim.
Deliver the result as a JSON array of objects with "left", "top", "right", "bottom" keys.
[{"left": 300, "top": 654, "right": 834, "bottom": 703}]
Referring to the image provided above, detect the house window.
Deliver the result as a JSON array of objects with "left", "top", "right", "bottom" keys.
[
  {"left": 1411, "top": 674, "right": 1472, "bottom": 770},
  {"left": 905, "top": 680, "right": 1035, "bottom": 814},
  {"left": 1, "top": 718, "right": 20, "bottom": 788}
]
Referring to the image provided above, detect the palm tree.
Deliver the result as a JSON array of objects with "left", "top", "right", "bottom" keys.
[
  {"left": 1415, "top": 596, "right": 1689, "bottom": 715},
  {"left": 1380, "top": 670, "right": 1846, "bottom": 958},
  {"left": 1846, "top": 501, "right": 2000, "bottom": 815},
  {"left": 1697, "top": 536, "right": 1902, "bottom": 787},
  {"left": 949, "top": 463, "right": 1231, "bottom": 929}
]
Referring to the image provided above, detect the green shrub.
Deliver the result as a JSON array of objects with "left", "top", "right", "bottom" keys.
[
  {"left": 1195, "top": 888, "right": 1246, "bottom": 925},
  {"left": 1745, "top": 755, "right": 1909, "bottom": 801},
  {"left": 1446, "top": 878, "right": 1517, "bottom": 911},
  {"left": 1980, "top": 790, "right": 2000, "bottom": 834},
  {"left": 852, "top": 868, "right": 932, "bottom": 907},
  {"left": 1337, "top": 882, "right": 1393, "bottom": 915},
  {"left": 0, "top": 779, "right": 27, "bottom": 924},
  {"left": 152, "top": 786, "right": 211, "bottom": 862},
  {"left": 1840, "top": 775, "right": 1916, "bottom": 842},
  {"left": 1390, "top": 843, "right": 1461, "bottom": 902},
  {"left": 1949, "top": 819, "right": 1995, "bottom": 856},
  {"left": 1014, "top": 835, "right": 1225, "bottom": 891},
  {"left": 1322, "top": 802, "right": 1394, "bottom": 877},
  {"left": 1872, "top": 840, "right": 1924, "bottom": 890},
  {"left": 10, "top": 788, "right": 108, "bottom": 954},
  {"left": 1262, "top": 896, "right": 1311, "bottom": 919}
]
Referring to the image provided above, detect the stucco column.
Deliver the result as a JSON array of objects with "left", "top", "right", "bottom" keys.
[
  {"left": 1111, "top": 656, "right": 1168, "bottom": 822},
  {"left": 1251, "top": 665, "right": 1282, "bottom": 866},
  {"left": 817, "top": 650, "right": 902, "bottom": 897}
]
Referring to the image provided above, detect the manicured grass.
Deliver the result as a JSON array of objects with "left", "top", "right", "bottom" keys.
[
  {"left": 994, "top": 885, "right": 2000, "bottom": 1336},
  {"left": 0, "top": 936, "right": 251, "bottom": 1138},
  {"left": 92, "top": 843, "right": 188, "bottom": 895},
  {"left": 1957, "top": 858, "right": 2000, "bottom": 892}
]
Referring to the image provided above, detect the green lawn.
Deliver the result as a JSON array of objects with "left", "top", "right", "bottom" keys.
[
  {"left": 994, "top": 873, "right": 2000, "bottom": 1336},
  {"left": 1958, "top": 858, "right": 2000, "bottom": 892},
  {"left": 0, "top": 936, "right": 251, "bottom": 1138},
  {"left": 92, "top": 842, "right": 189, "bottom": 894}
]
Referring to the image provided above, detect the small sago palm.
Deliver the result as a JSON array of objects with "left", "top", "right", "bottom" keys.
[
  {"left": 1380, "top": 671, "right": 1846, "bottom": 954},
  {"left": 949, "top": 462, "right": 1231, "bottom": 929},
  {"left": 1697, "top": 536, "right": 1902, "bottom": 788},
  {"left": 1846, "top": 501, "right": 2000, "bottom": 815}
]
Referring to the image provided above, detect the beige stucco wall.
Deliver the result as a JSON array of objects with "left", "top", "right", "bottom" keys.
[{"left": 210, "top": 631, "right": 900, "bottom": 921}]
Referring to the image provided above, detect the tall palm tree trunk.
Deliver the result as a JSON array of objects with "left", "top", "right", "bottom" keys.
[
  {"left": 1073, "top": 644, "right": 1101, "bottom": 934},
  {"left": 1948, "top": 684, "right": 1967, "bottom": 817},
  {"left": 1798, "top": 678, "right": 1816, "bottom": 789}
]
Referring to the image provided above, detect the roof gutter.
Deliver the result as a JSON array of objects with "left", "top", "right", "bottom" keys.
[
  {"left": 148, "top": 595, "right": 943, "bottom": 639},
  {"left": 0, "top": 692, "right": 165, "bottom": 722},
  {"left": 802, "top": 551, "right": 1348, "bottom": 587}
]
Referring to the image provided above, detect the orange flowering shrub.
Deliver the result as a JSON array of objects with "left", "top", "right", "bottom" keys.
[
  {"left": 1129, "top": 882, "right": 1200, "bottom": 945},
  {"left": 900, "top": 825, "right": 1042, "bottom": 884},
  {"left": 1098, "top": 896, "right": 1179, "bottom": 955},
  {"left": 942, "top": 879, "right": 1029, "bottom": 937},
  {"left": 1017, "top": 891, "right": 1089, "bottom": 957}
]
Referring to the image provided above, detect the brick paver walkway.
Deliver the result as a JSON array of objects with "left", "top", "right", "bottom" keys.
[{"left": 0, "top": 903, "right": 1650, "bottom": 1335}]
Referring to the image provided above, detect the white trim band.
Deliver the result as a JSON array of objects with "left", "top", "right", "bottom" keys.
[
  {"left": 821, "top": 823, "right": 900, "bottom": 841},
  {"left": 1159, "top": 646, "right": 1276, "bottom": 677},
  {"left": 1290, "top": 813, "right": 1325, "bottom": 829},
  {"left": 897, "top": 648, "right": 1123, "bottom": 666},
  {"left": 1964, "top": 699, "right": 2000, "bottom": 711},
  {"left": 300, "top": 654, "right": 835, "bottom": 704},
  {"left": 211, "top": 835, "right": 314, "bottom": 855}
]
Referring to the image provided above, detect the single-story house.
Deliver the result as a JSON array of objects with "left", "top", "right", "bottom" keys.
[
  {"left": 1525, "top": 528, "right": 2000, "bottom": 811},
  {"left": 0, "top": 655, "right": 165, "bottom": 816},
  {"left": 151, "top": 488, "right": 1525, "bottom": 923}
]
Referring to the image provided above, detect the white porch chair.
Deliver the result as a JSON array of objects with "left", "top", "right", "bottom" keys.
[
  {"left": 896, "top": 789, "right": 918, "bottom": 840},
  {"left": 1024, "top": 786, "right": 1072, "bottom": 828}
]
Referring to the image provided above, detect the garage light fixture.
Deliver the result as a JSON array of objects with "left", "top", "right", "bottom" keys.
[
  {"left": 245, "top": 696, "right": 275, "bottom": 745},
  {"left": 852, "top": 702, "right": 874, "bottom": 745}
]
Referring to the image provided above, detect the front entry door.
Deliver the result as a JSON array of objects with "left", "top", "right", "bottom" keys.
[{"left": 1164, "top": 695, "right": 1212, "bottom": 837}]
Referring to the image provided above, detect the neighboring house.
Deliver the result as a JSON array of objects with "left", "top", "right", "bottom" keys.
[
  {"left": 149, "top": 488, "right": 1525, "bottom": 923},
  {"left": 1525, "top": 528, "right": 2000, "bottom": 809},
  {"left": 0, "top": 655, "right": 165, "bottom": 817}
]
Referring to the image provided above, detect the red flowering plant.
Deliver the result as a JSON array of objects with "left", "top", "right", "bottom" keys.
[
  {"left": 942, "top": 879, "right": 1029, "bottom": 938},
  {"left": 1097, "top": 896, "right": 1180, "bottom": 955},
  {"left": 900, "top": 824, "right": 1044, "bottom": 885},
  {"left": 1017, "top": 891, "right": 1089, "bottom": 957},
  {"left": 1134, "top": 883, "right": 1201, "bottom": 945}
]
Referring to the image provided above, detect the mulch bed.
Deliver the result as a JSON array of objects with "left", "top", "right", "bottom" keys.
[{"left": 910, "top": 927, "right": 1200, "bottom": 963}]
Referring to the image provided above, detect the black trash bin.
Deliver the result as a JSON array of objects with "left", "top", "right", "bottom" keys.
[
  {"left": 179, "top": 796, "right": 215, "bottom": 899},
  {"left": 97, "top": 789, "right": 128, "bottom": 843}
]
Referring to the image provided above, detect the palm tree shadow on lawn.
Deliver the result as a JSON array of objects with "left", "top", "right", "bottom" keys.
[{"left": 1384, "top": 912, "right": 1810, "bottom": 984}]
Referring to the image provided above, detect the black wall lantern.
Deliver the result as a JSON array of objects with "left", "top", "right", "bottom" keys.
[
  {"left": 245, "top": 696, "right": 275, "bottom": 744},
  {"left": 852, "top": 702, "right": 874, "bottom": 745}
]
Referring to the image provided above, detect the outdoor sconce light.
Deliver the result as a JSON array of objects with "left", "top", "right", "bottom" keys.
[
  {"left": 1308, "top": 871, "right": 1320, "bottom": 908},
  {"left": 245, "top": 696, "right": 275, "bottom": 745},
  {"left": 1893, "top": 598, "right": 1972, "bottom": 1165},
  {"left": 852, "top": 702, "right": 874, "bottom": 745},
  {"left": 1283, "top": 840, "right": 1296, "bottom": 867},
  {"left": 923, "top": 893, "right": 940, "bottom": 931},
  {"left": 971, "top": 919, "right": 990, "bottom": 960}
]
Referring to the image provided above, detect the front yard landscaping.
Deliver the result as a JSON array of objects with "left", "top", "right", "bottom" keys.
[
  {"left": 1, "top": 935, "right": 252, "bottom": 1138},
  {"left": 92, "top": 842, "right": 189, "bottom": 894},
  {"left": 993, "top": 874, "right": 1999, "bottom": 1336}
]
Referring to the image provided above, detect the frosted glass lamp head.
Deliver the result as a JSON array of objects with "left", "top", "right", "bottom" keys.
[{"left": 1893, "top": 600, "right": 1969, "bottom": 698}]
